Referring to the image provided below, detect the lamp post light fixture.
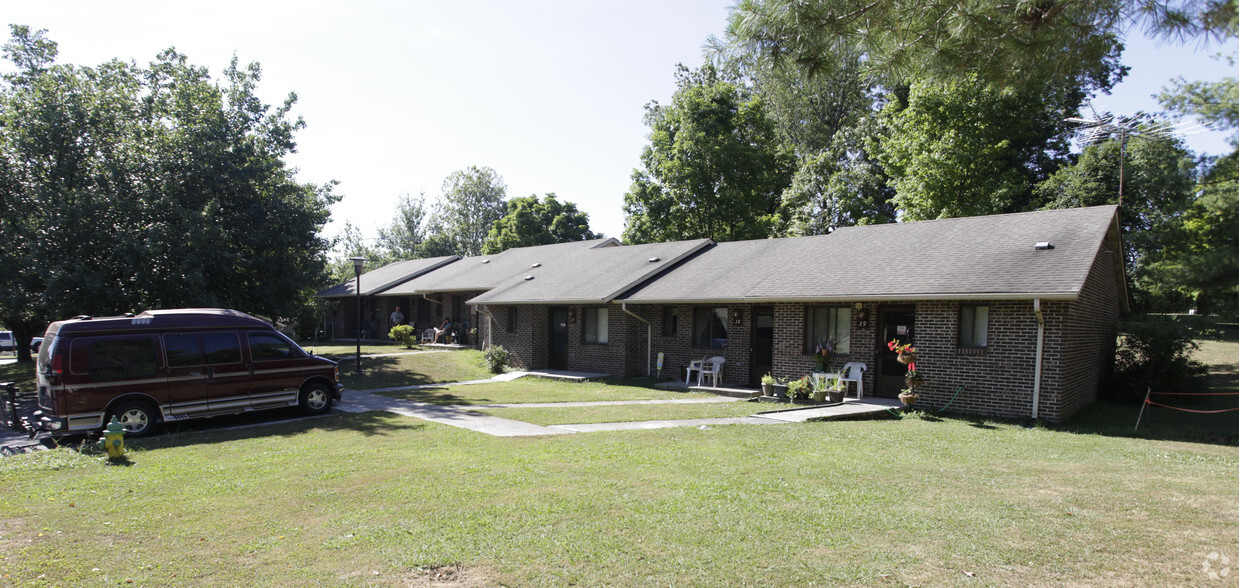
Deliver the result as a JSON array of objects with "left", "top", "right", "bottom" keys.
[{"left": 350, "top": 256, "right": 366, "bottom": 376}]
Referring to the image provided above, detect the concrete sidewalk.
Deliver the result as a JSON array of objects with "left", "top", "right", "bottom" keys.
[{"left": 336, "top": 389, "right": 571, "bottom": 437}]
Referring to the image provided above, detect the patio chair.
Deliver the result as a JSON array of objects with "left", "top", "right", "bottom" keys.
[
  {"left": 697, "top": 356, "right": 725, "bottom": 387},
  {"left": 838, "top": 362, "right": 867, "bottom": 399},
  {"left": 420, "top": 328, "right": 435, "bottom": 344},
  {"left": 685, "top": 358, "right": 706, "bottom": 385}
]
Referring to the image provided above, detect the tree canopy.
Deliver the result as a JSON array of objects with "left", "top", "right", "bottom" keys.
[
  {"left": 622, "top": 64, "right": 795, "bottom": 243},
  {"left": 726, "top": 0, "right": 1232, "bottom": 90},
  {"left": 0, "top": 26, "right": 338, "bottom": 359},
  {"left": 482, "top": 194, "right": 598, "bottom": 254}
]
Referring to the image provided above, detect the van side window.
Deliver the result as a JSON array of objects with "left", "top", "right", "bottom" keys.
[
  {"left": 248, "top": 332, "right": 292, "bottom": 361},
  {"left": 164, "top": 334, "right": 201, "bottom": 367},
  {"left": 90, "top": 339, "right": 158, "bottom": 381},
  {"left": 202, "top": 333, "right": 241, "bottom": 365}
]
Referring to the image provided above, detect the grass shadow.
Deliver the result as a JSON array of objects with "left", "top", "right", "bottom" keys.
[{"left": 125, "top": 411, "right": 428, "bottom": 451}]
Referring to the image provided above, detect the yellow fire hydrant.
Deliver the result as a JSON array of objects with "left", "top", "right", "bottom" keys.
[{"left": 98, "top": 417, "right": 126, "bottom": 460}]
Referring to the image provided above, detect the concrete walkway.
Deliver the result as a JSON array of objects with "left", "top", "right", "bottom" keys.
[
  {"left": 337, "top": 372, "right": 900, "bottom": 437},
  {"left": 336, "top": 389, "right": 571, "bottom": 437},
  {"left": 755, "top": 397, "right": 903, "bottom": 422}
]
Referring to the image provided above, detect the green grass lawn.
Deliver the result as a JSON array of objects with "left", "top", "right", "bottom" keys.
[
  {"left": 338, "top": 349, "right": 494, "bottom": 391},
  {"left": 2, "top": 410, "right": 1235, "bottom": 586},
  {"left": 0, "top": 359, "right": 35, "bottom": 393},
  {"left": 298, "top": 341, "right": 415, "bottom": 358},
  {"left": 476, "top": 398, "right": 759, "bottom": 425},
  {"left": 371, "top": 376, "right": 716, "bottom": 405}
]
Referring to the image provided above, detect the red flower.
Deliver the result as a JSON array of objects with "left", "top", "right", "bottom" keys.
[
  {"left": 907, "top": 362, "right": 916, "bottom": 371},
  {"left": 887, "top": 341, "right": 897, "bottom": 351}
]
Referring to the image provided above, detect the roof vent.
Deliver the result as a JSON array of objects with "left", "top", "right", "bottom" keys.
[
  {"left": 523, "top": 275, "right": 534, "bottom": 281},
  {"left": 531, "top": 263, "right": 541, "bottom": 268},
  {"left": 481, "top": 259, "right": 490, "bottom": 264},
  {"left": 1034, "top": 242, "right": 1054, "bottom": 250},
  {"left": 648, "top": 257, "right": 660, "bottom": 262}
]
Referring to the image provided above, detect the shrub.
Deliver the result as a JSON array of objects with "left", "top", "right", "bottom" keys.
[
  {"left": 1105, "top": 315, "right": 1210, "bottom": 402},
  {"left": 389, "top": 325, "right": 418, "bottom": 349},
  {"left": 483, "top": 345, "right": 510, "bottom": 374}
]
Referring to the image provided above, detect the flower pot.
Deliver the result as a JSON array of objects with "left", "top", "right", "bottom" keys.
[
  {"left": 897, "top": 352, "right": 917, "bottom": 364},
  {"left": 904, "top": 377, "right": 924, "bottom": 389},
  {"left": 898, "top": 392, "right": 920, "bottom": 408},
  {"left": 773, "top": 384, "right": 788, "bottom": 399},
  {"left": 811, "top": 389, "right": 827, "bottom": 403},
  {"left": 762, "top": 382, "right": 774, "bottom": 397},
  {"left": 828, "top": 389, "right": 845, "bottom": 404}
]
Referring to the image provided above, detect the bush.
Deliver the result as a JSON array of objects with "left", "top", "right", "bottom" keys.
[
  {"left": 483, "top": 345, "right": 510, "bottom": 374},
  {"left": 1105, "top": 315, "right": 1210, "bottom": 402},
  {"left": 389, "top": 325, "right": 418, "bottom": 349}
]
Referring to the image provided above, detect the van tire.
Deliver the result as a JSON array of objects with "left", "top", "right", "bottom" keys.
[
  {"left": 107, "top": 401, "right": 158, "bottom": 437},
  {"left": 299, "top": 382, "right": 333, "bottom": 415}
]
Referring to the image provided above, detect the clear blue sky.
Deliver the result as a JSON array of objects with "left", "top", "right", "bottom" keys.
[{"left": 5, "top": 1, "right": 1235, "bottom": 243}]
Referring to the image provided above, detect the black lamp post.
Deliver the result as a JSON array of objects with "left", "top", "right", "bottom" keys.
[{"left": 350, "top": 256, "right": 366, "bottom": 376}]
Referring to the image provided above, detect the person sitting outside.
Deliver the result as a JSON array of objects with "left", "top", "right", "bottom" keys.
[{"left": 433, "top": 317, "right": 452, "bottom": 343}]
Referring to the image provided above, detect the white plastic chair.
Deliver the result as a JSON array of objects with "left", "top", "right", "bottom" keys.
[
  {"left": 697, "top": 356, "right": 725, "bottom": 387},
  {"left": 420, "top": 328, "right": 435, "bottom": 344},
  {"left": 838, "top": 362, "right": 867, "bottom": 399},
  {"left": 685, "top": 358, "right": 705, "bottom": 385}
]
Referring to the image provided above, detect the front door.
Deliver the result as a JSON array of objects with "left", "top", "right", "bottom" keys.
[
  {"left": 549, "top": 307, "right": 569, "bottom": 370},
  {"left": 876, "top": 307, "right": 916, "bottom": 397},
  {"left": 749, "top": 306, "right": 774, "bottom": 386}
]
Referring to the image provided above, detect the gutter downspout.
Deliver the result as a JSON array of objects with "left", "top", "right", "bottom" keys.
[
  {"left": 1032, "top": 298, "right": 1045, "bottom": 420},
  {"left": 620, "top": 302, "right": 652, "bottom": 377},
  {"left": 475, "top": 305, "right": 495, "bottom": 351}
]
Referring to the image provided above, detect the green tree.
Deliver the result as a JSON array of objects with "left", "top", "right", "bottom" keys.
[
  {"left": 622, "top": 64, "right": 794, "bottom": 243},
  {"left": 0, "top": 26, "right": 337, "bottom": 361},
  {"left": 1160, "top": 52, "right": 1239, "bottom": 145},
  {"left": 377, "top": 192, "right": 431, "bottom": 259},
  {"left": 428, "top": 166, "right": 507, "bottom": 256},
  {"left": 726, "top": 0, "right": 1228, "bottom": 89},
  {"left": 1145, "top": 156, "right": 1239, "bottom": 316},
  {"left": 481, "top": 193, "right": 598, "bottom": 254},
  {"left": 1036, "top": 128, "right": 1197, "bottom": 309},
  {"left": 876, "top": 74, "right": 1083, "bottom": 220}
]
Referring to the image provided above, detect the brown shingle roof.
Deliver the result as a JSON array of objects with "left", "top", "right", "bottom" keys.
[
  {"left": 382, "top": 238, "right": 620, "bottom": 295},
  {"left": 316, "top": 255, "right": 460, "bottom": 298},
  {"left": 469, "top": 239, "right": 712, "bottom": 305},
  {"left": 618, "top": 205, "right": 1121, "bottom": 303}
]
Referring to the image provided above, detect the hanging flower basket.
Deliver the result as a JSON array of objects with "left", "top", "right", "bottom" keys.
[
  {"left": 898, "top": 391, "right": 920, "bottom": 408},
  {"left": 897, "top": 351, "right": 917, "bottom": 364},
  {"left": 904, "top": 376, "right": 924, "bottom": 388}
]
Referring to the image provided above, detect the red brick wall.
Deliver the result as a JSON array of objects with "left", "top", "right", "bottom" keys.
[{"left": 1056, "top": 244, "right": 1122, "bottom": 421}]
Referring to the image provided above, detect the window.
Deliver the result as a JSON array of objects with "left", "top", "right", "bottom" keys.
[
  {"left": 164, "top": 334, "right": 201, "bottom": 367},
  {"left": 583, "top": 307, "right": 608, "bottom": 344},
  {"left": 202, "top": 333, "right": 241, "bottom": 364},
  {"left": 89, "top": 338, "right": 158, "bottom": 380},
  {"left": 249, "top": 332, "right": 294, "bottom": 361},
  {"left": 804, "top": 307, "right": 851, "bottom": 355},
  {"left": 661, "top": 307, "right": 677, "bottom": 337},
  {"left": 959, "top": 305, "right": 989, "bottom": 348},
  {"left": 693, "top": 307, "right": 728, "bottom": 348},
  {"left": 416, "top": 298, "right": 430, "bottom": 323},
  {"left": 507, "top": 307, "right": 518, "bottom": 333}
]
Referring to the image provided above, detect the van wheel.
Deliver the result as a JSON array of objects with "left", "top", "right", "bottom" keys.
[
  {"left": 299, "top": 382, "right": 333, "bottom": 415},
  {"left": 107, "top": 401, "right": 158, "bottom": 437}
]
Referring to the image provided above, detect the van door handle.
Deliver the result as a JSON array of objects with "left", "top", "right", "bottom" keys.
[
  {"left": 205, "top": 367, "right": 214, "bottom": 379},
  {"left": 246, "top": 362, "right": 254, "bottom": 375}
]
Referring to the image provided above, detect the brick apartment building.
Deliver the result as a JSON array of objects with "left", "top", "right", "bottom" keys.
[{"left": 320, "top": 205, "right": 1126, "bottom": 422}]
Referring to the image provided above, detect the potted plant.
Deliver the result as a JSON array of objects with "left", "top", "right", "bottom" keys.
[
  {"left": 761, "top": 373, "right": 776, "bottom": 397},
  {"left": 898, "top": 387, "right": 920, "bottom": 408},
  {"left": 788, "top": 376, "right": 813, "bottom": 403},
  {"left": 904, "top": 363, "right": 924, "bottom": 389},
  {"left": 826, "top": 374, "right": 846, "bottom": 403},
  {"left": 888, "top": 339, "right": 917, "bottom": 364},
  {"left": 772, "top": 377, "right": 788, "bottom": 399},
  {"left": 813, "top": 339, "right": 835, "bottom": 373}
]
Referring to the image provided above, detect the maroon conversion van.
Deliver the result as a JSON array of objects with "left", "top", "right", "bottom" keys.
[{"left": 35, "top": 308, "right": 343, "bottom": 437}]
